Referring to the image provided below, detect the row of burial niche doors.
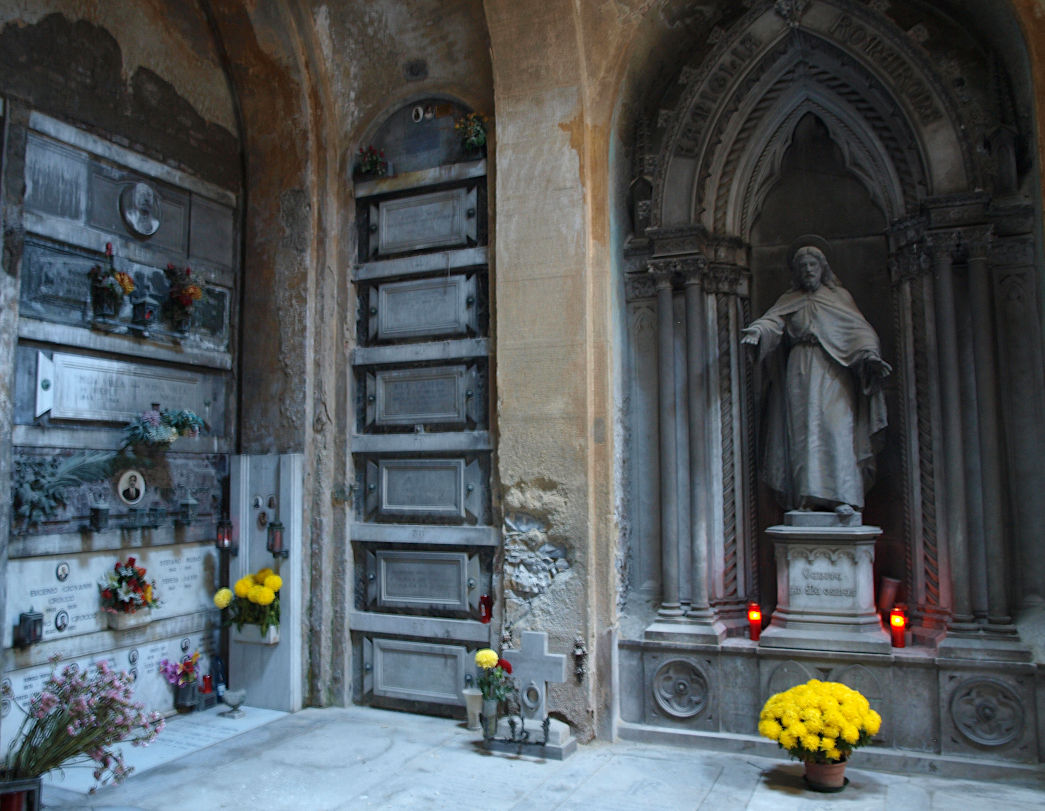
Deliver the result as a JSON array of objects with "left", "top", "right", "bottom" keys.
[{"left": 348, "top": 99, "right": 497, "bottom": 715}]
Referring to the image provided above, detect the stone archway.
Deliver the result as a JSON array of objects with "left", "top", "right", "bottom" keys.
[{"left": 621, "top": 0, "right": 1044, "bottom": 659}]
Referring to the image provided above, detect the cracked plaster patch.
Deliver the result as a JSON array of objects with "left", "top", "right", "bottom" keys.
[{"left": 502, "top": 481, "right": 572, "bottom": 625}]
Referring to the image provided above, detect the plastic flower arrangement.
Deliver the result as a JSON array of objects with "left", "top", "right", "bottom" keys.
[
  {"left": 454, "top": 112, "right": 488, "bottom": 151},
  {"left": 123, "top": 405, "right": 205, "bottom": 448},
  {"left": 88, "top": 242, "right": 135, "bottom": 298},
  {"left": 164, "top": 263, "right": 205, "bottom": 324},
  {"left": 1, "top": 655, "right": 164, "bottom": 789},
  {"left": 98, "top": 556, "right": 159, "bottom": 615},
  {"left": 758, "top": 679, "right": 882, "bottom": 764},
  {"left": 474, "top": 648, "right": 514, "bottom": 701},
  {"left": 213, "top": 567, "right": 282, "bottom": 633},
  {"left": 159, "top": 651, "right": 200, "bottom": 687},
  {"left": 357, "top": 144, "right": 388, "bottom": 176}
]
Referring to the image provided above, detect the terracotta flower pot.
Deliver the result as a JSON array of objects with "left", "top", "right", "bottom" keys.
[{"left": 804, "top": 758, "right": 847, "bottom": 792}]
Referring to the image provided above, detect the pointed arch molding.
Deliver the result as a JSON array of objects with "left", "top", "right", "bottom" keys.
[{"left": 652, "top": 0, "right": 971, "bottom": 239}]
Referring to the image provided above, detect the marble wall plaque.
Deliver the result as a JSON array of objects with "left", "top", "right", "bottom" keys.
[
  {"left": 365, "top": 365, "right": 477, "bottom": 427},
  {"left": 37, "top": 351, "right": 209, "bottom": 422},
  {"left": 3, "top": 543, "right": 217, "bottom": 646},
  {"left": 24, "top": 134, "right": 86, "bottom": 221},
  {"left": 371, "top": 186, "right": 477, "bottom": 256},
  {"left": 365, "top": 458, "right": 482, "bottom": 521},
  {"left": 366, "top": 550, "right": 479, "bottom": 610},
  {"left": 189, "top": 194, "right": 235, "bottom": 268},
  {"left": 1, "top": 631, "right": 214, "bottom": 751},
  {"left": 369, "top": 275, "right": 478, "bottom": 342},
  {"left": 365, "top": 637, "right": 467, "bottom": 705}
]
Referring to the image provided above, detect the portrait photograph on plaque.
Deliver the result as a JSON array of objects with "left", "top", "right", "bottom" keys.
[{"left": 117, "top": 470, "right": 146, "bottom": 506}]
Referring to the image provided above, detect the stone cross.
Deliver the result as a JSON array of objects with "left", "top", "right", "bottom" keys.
[{"left": 502, "top": 630, "right": 567, "bottom": 720}]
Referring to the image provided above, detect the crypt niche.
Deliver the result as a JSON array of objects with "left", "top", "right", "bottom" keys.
[{"left": 620, "top": 0, "right": 1044, "bottom": 651}]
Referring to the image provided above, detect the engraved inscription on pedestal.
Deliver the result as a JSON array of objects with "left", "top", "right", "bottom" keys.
[
  {"left": 364, "top": 458, "right": 482, "bottom": 522},
  {"left": 35, "top": 351, "right": 211, "bottom": 422},
  {"left": 366, "top": 365, "right": 478, "bottom": 427},
  {"left": 366, "top": 550, "right": 479, "bottom": 610},
  {"left": 364, "top": 637, "right": 468, "bottom": 705},
  {"left": 787, "top": 554, "right": 861, "bottom": 612},
  {"left": 369, "top": 275, "right": 478, "bottom": 342},
  {"left": 371, "top": 186, "right": 477, "bottom": 257}
]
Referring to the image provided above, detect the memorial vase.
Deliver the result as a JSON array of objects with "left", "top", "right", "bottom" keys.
[
  {"left": 803, "top": 759, "right": 847, "bottom": 792},
  {"left": 107, "top": 608, "right": 151, "bottom": 631},
  {"left": 481, "top": 698, "right": 499, "bottom": 738},
  {"left": 175, "top": 683, "right": 198, "bottom": 713},
  {"left": 230, "top": 624, "right": 279, "bottom": 645},
  {"left": 91, "top": 286, "right": 120, "bottom": 319}
]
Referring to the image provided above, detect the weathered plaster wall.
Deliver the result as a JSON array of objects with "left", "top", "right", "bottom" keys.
[{"left": 0, "top": 2, "right": 238, "bottom": 188}]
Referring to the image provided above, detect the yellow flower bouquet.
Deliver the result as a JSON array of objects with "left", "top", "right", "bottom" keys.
[
  {"left": 213, "top": 567, "right": 282, "bottom": 634},
  {"left": 758, "top": 679, "right": 881, "bottom": 764}
]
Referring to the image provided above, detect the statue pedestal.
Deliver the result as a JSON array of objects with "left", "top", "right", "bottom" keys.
[{"left": 759, "top": 511, "right": 890, "bottom": 654}]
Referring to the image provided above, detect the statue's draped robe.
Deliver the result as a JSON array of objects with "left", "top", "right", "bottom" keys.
[{"left": 748, "top": 284, "right": 888, "bottom": 509}]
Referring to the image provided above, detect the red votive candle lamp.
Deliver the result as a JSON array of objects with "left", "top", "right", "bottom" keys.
[
  {"left": 202, "top": 675, "right": 213, "bottom": 693},
  {"left": 478, "top": 594, "right": 492, "bottom": 623},
  {"left": 747, "top": 601, "right": 762, "bottom": 642},
  {"left": 889, "top": 607, "right": 906, "bottom": 648}
]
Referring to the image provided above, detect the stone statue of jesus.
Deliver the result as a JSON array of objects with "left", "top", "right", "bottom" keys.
[{"left": 741, "top": 243, "right": 890, "bottom": 514}]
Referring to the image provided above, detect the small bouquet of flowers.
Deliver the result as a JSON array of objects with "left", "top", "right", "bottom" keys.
[
  {"left": 474, "top": 648, "right": 514, "bottom": 701},
  {"left": 356, "top": 144, "right": 388, "bottom": 177},
  {"left": 123, "top": 405, "right": 205, "bottom": 448},
  {"left": 213, "top": 567, "right": 282, "bottom": 633},
  {"left": 98, "top": 556, "right": 158, "bottom": 615},
  {"left": 164, "top": 263, "right": 205, "bottom": 328},
  {"left": 757, "top": 679, "right": 881, "bottom": 764},
  {"left": 159, "top": 651, "right": 200, "bottom": 687},
  {"left": 88, "top": 242, "right": 134, "bottom": 318},
  {"left": 1, "top": 656, "right": 164, "bottom": 789},
  {"left": 454, "top": 112, "right": 488, "bottom": 152},
  {"left": 88, "top": 242, "right": 135, "bottom": 298}
]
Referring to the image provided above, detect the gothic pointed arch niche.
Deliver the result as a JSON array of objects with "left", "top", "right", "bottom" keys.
[{"left": 619, "top": 0, "right": 1045, "bottom": 648}]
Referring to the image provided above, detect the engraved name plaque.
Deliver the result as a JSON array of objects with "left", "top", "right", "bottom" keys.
[
  {"left": 365, "top": 365, "right": 478, "bottom": 427},
  {"left": 370, "top": 186, "right": 477, "bottom": 257},
  {"left": 24, "top": 135, "right": 87, "bottom": 222},
  {"left": 369, "top": 275, "right": 478, "bottom": 342},
  {"left": 36, "top": 351, "right": 210, "bottom": 422},
  {"left": 365, "top": 458, "right": 482, "bottom": 522},
  {"left": 364, "top": 637, "right": 468, "bottom": 705},
  {"left": 366, "top": 550, "right": 479, "bottom": 611}
]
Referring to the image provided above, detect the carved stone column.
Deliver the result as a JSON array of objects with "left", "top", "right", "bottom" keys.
[
  {"left": 651, "top": 264, "right": 682, "bottom": 618},
  {"left": 964, "top": 228, "right": 1012, "bottom": 626},
  {"left": 929, "top": 231, "right": 974, "bottom": 625},
  {"left": 681, "top": 259, "right": 719, "bottom": 634}
]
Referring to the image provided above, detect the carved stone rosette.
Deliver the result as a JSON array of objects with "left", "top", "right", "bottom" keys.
[
  {"left": 651, "top": 659, "right": 709, "bottom": 719},
  {"left": 950, "top": 678, "right": 1023, "bottom": 747}
]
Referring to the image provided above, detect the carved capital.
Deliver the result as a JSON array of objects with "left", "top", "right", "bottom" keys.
[
  {"left": 625, "top": 273, "right": 657, "bottom": 300},
  {"left": 959, "top": 225, "right": 994, "bottom": 262},
  {"left": 648, "top": 255, "right": 707, "bottom": 288},
  {"left": 704, "top": 263, "right": 744, "bottom": 294},
  {"left": 889, "top": 241, "right": 932, "bottom": 285}
]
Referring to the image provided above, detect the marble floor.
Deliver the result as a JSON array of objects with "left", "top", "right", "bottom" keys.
[{"left": 42, "top": 705, "right": 1045, "bottom": 810}]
